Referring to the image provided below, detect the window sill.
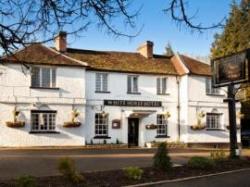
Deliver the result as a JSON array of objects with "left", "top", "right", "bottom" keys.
[
  {"left": 155, "top": 135, "right": 170, "bottom": 138},
  {"left": 30, "top": 86, "right": 60, "bottom": 90},
  {"left": 206, "top": 93, "right": 225, "bottom": 97},
  {"left": 29, "top": 131, "right": 60, "bottom": 134},
  {"left": 93, "top": 136, "right": 111, "bottom": 139},
  {"left": 157, "top": 93, "right": 170, "bottom": 96},
  {"left": 95, "top": 91, "right": 111, "bottom": 94},
  {"left": 127, "top": 92, "right": 141, "bottom": 95},
  {"left": 206, "top": 129, "right": 226, "bottom": 131}
]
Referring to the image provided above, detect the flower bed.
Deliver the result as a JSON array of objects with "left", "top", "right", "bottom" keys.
[
  {"left": 1, "top": 159, "right": 250, "bottom": 187},
  {"left": 63, "top": 122, "right": 81, "bottom": 128},
  {"left": 6, "top": 121, "right": 25, "bottom": 128}
]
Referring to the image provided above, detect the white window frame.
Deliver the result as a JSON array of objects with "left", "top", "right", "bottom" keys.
[
  {"left": 206, "top": 113, "right": 222, "bottom": 130},
  {"left": 95, "top": 113, "right": 108, "bottom": 137},
  {"left": 95, "top": 73, "right": 109, "bottom": 92},
  {"left": 157, "top": 114, "right": 168, "bottom": 136},
  {"left": 127, "top": 75, "right": 139, "bottom": 94},
  {"left": 31, "top": 66, "right": 56, "bottom": 88},
  {"left": 31, "top": 111, "right": 56, "bottom": 132},
  {"left": 157, "top": 77, "right": 168, "bottom": 95},
  {"left": 206, "top": 78, "right": 220, "bottom": 95}
]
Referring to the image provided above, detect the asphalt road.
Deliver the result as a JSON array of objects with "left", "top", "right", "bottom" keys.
[
  {"left": 155, "top": 169, "right": 250, "bottom": 187},
  {"left": 0, "top": 148, "right": 210, "bottom": 179}
]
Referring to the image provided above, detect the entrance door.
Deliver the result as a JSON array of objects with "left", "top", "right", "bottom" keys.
[{"left": 128, "top": 118, "right": 139, "bottom": 147}]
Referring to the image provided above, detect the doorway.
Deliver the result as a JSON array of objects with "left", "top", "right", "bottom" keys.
[{"left": 128, "top": 118, "right": 139, "bottom": 147}]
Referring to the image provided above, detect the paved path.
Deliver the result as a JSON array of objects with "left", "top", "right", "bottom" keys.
[
  {"left": 0, "top": 148, "right": 211, "bottom": 179},
  {"left": 155, "top": 169, "right": 250, "bottom": 187}
]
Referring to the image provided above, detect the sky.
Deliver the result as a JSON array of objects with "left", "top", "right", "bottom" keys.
[{"left": 62, "top": 0, "right": 233, "bottom": 57}]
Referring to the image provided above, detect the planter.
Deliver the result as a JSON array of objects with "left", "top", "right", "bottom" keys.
[
  {"left": 6, "top": 121, "right": 25, "bottom": 128},
  {"left": 63, "top": 122, "right": 81, "bottom": 128},
  {"left": 190, "top": 124, "right": 206, "bottom": 130},
  {"left": 146, "top": 124, "right": 157, "bottom": 130},
  {"left": 145, "top": 142, "right": 152, "bottom": 148}
]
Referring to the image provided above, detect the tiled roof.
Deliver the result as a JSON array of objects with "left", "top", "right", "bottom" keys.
[
  {"left": 179, "top": 54, "right": 211, "bottom": 76},
  {"left": 1, "top": 44, "right": 87, "bottom": 67},
  {"left": 65, "top": 48, "right": 178, "bottom": 75}
]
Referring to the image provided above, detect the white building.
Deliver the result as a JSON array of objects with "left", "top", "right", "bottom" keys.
[{"left": 0, "top": 32, "right": 241, "bottom": 147}]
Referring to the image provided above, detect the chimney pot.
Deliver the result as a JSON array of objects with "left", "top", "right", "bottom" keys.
[
  {"left": 137, "top": 41, "right": 154, "bottom": 58},
  {"left": 55, "top": 31, "right": 67, "bottom": 52}
]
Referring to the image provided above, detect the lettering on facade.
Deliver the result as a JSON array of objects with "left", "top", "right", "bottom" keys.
[{"left": 104, "top": 100, "right": 162, "bottom": 107}]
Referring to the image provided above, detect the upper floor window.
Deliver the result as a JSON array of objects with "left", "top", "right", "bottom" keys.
[
  {"left": 156, "top": 114, "right": 168, "bottom": 137},
  {"left": 31, "top": 67, "right": 56, "bottom": 88},
  {"left": 31, "top": 111, "right": 56, "bottom": 132},
  {"left": 206, "top": 113, "right": 221, "bottom": 129},
  {"left": 96, "top": 73, "right": 108, "bottom": 92},
  {"left": 127, "top": 75, "right": 139, "bottom": 94},
  {"left": 206, "top": 78, "right": 220, "bottom": 95},
  {"left": 157, "top": 77, "right": 167, "bottom": 95}
]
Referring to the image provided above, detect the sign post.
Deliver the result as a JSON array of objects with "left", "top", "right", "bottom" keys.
[{"left": 212, "top": 49, "right": 250, "bottom": 159}]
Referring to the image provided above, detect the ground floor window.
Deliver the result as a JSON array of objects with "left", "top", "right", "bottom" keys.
[
  {"left": 95, "top": 113, "right": 108, "bottom": 137},
  {"left": 31, "top": 111, "right": 56, "bottom": 132},
  {"left": 206, "top": 113, "right": 221, "bottom": 129},
  {"left": 157, "top": 114, "right": 167, "bottom": 136}
]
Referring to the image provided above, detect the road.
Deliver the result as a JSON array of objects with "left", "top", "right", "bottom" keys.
[{"left": 0, "top": 148, "right": 211, "bottom": 179}]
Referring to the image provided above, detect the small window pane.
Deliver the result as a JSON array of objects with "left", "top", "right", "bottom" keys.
[{"left": 31, "top": 67, "right": 40, "bottom": 87}]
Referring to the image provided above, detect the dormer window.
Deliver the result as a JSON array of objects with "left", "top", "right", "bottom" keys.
[{"left": 31, "top": 66, "right": 56, "bottom": 88}]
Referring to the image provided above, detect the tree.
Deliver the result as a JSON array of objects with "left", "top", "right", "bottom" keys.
[
  {"left": 164, "top": 42, "right": 174, "bottom": 57},
  {"left": 211, "top": 0, "right": 250, "bottom": 58},
  {"left": 0, "top": 0, "right": 139, "bottom": 55}
]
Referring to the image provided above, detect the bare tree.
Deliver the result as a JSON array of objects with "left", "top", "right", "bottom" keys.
[{"left": 0, "top": 0, "right": 140, "bottom": 55}]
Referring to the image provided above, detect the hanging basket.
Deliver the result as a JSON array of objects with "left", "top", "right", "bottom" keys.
[
  {"left": 190, "top": 124, "right": 206, "bottom": 130},
  {"left": 6, "top": 121, "right": 25, "bottom": 128},
  {"left": 63, "top": 122, "right": 81, "bottom": 128}
]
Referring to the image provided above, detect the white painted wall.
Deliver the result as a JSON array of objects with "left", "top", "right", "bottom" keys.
[{"left": 0, "top": 63, "right": 87, "bottom": 147}]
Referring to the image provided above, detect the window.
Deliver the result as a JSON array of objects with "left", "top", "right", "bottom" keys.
[
  {"left": 31, "top": 67, "right": 56, "bottom": 88},
  {"left": 206, "top": 78, "right": 220, "bottom": 95},
  {"left": 157, "top": 77, "right": 167, "bottom": 94},
  {"left": 206, "top": 113, "right": 221, "bottom": 129},
  {"left": 96, "top": 73, "right": 108, "bottom": 92},
  {"left": 157, "top": 114, "right": 168, "bottom": 136},
  {"left": 127, "top": 75, "right": 139, "bottom": 93},
  {"left": 95, "top": 113, "right": 108, "bottom": 137},
  {"left": 31, "top": 111, "right": 56, "bottom": 132}
]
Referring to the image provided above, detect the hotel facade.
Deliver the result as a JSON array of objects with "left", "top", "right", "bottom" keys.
[{"left": 0, "top": 32, "right": 241, "bottom": 147}]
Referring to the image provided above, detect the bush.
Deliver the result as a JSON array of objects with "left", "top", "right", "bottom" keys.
[
  {"left": 210, "top": 150, "right": 227, "bottom": 161},
  {"left": 153, "top": 142, "right": 172, "bottom": 171},
  {"left": 123, "top": 167, "right": 143, "bottom": 180},
  {"left": 188, "top": 157, "right": 215, "bottom": 169},
  {"left": 16, "top": 175, "right": 37, "bottom": 187},
  {"left": 58, "top": 157, "right": 85, "bottom": 184},
  {"left": 116, "top": 138, "right": 120, "bottom": 144}
]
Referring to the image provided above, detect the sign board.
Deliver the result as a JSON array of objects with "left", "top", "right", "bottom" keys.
[
  {"left": 104, "top": 100, "right": 162, "bottom": 107},
  {"left": 212, "top": 49, "right": 250, "bottom": 88}
]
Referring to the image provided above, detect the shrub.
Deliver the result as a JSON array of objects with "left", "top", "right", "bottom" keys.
[
  {"left": 153, "top": 142, "right": 172, "bottom": 171},
  {"left": 188, "top": 157, "right": 215, "bottom": 169},
  {"left": 16, "top": 175, "right": 37, "bottom": 187},
  {"left": 58, "top": 157, "right": 85, "bottom": 184},
  {"left": 116, "top": 138, "right": 120, "bottom": 144},
  {"left": 103, "top": 139, "right": 107, "bottom": 144},
  {"left": 210, "top": 150, "right": 227, "bottom": 161},
  {"left": 123, "top": 167, "right": 143, "bottom": 180}
]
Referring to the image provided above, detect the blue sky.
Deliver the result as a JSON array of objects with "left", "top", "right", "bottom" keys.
[{"left": 63, "top": 0, "right": 232, "bottom": 57}]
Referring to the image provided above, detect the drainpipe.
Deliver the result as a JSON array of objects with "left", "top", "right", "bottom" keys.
[{"left": 176, "top": 76, "right": 181, "bottom": 141}]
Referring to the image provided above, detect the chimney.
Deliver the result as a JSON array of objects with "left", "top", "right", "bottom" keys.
[
  {"left": 137, "top": 41, "right": 154, "bottom": 58},
  {"left": 54, "top": 31, "right": 67, "bottom": 52}
]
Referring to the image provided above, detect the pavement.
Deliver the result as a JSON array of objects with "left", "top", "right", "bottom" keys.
[
  {"left": 0, "top": 148, "right": 212, "bottom": 179},
  {"left": 153, "top": 169, "right": 250, "bottom": 187}
]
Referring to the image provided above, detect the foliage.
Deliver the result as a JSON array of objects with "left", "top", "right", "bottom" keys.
[
  {"left": 103, "top": 139, "right": 107, "bottom": 144},
  {"left": 116, "top": 138, "right": 120, "bottom": 144},
  {"left": 90, "top": 139, "right": 94, "bottom": 145},
  {"left": 16, "top": 175, "right": 37, "bottom": 187},
  {"left": 153, "top": 142, "right": 172, "bottom": 171},
  {"left": 211, "top": 0, "right": 250, "bottom": 58},
  {"left": 187, "top": 157, "right": 215, "bottom": 169},
  {"left": 123, "top": 166, "right": 143, "bottom": 180},
  {"left": 210, "top": 150, "right": 227, "bottom": 161},
  {"left": 58, "top": 157, "right": 85, "bottom": 184}
]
